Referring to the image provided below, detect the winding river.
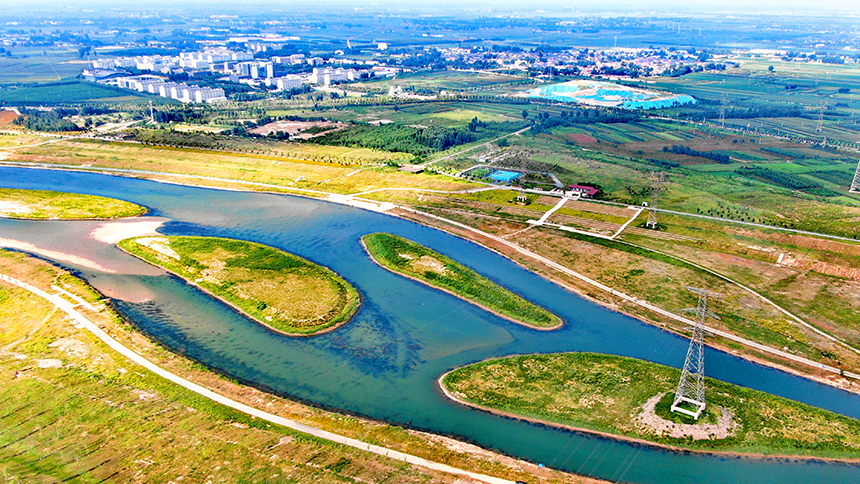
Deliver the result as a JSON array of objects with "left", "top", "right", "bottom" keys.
[{"left": 1, "top": 167, "right": 859, "bottom": 484}]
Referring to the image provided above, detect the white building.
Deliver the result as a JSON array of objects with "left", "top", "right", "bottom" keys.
[{"left": 113, "top": 75, "right": 225, "bottom": 104}]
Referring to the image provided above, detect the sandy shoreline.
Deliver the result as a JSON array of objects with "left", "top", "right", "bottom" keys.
[
  {"left": 436, "top": 369, "right": 860, "bottom": 464},
  {"left": 91, "top": 219, "right": 164, "bottom": 244}
]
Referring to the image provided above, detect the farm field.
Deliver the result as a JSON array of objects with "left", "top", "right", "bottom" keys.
[
  {"left": 352, "top": 70, "right": 529, "bottom": 92},
  {"left": 0, "top": 81, "right": 151, "bottom": 105},
  {"left": 0, "top": 47, "right": 86, "bottom": 85},
  {"left": 442, "top": 353, "right": 860, "bottom": 459}
]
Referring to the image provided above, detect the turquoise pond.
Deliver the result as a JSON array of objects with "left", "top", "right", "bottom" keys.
[
  {"left": 489, "top": 170, "right": 522, "bottom": 183},
  {"left": 1, "top": 167, "right": 858, "bottom": 484},
  {"left": 529, "top": 81, "right": 697, "bottom": 110}
]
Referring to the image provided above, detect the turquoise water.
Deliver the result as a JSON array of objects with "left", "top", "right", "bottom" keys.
[
  {"left": 529, "top": 81, "right": 697, "bottom": 110},
  {"left": 489, "top": 170, "right": 522, "bottom": 183},
  {"left": 1, "top": 167, "right": 858, "bottom": 484}
]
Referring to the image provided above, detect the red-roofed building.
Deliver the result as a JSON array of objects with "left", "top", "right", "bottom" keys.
[{"left": 567, "top": 185, "right": 600, "bottom": 198}]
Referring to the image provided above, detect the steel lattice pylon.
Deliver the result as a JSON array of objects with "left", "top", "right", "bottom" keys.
[
  {"left": 645, "top": 172, "right": 665, "bottom": 230},
  {"left": 851, "top": 159, "right": 860, "bottom": 194},
  {"left": 671, "top": 287, "right": 721, "bottom": 420}
]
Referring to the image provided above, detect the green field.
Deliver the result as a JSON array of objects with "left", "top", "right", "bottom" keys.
[
  {"left": 119, "top": 236, "right": 360, "bottom": 336},
  {"left": 0, "top": 48, "right": 86, "bottom": 85},
  {"left": 361, "top": 232, "right": 561, "bottom": 328},
  {"left": 443, "top": 352, "right": 860, "bottom": 459},
  {"left": 0, "top": 188, "right": 147, "bottom": 219},
  {"left": 0, "top": 81, "right": 151, "bottom": 105},
  {"left": 353, "top": 70, "right": 529, "bottom": 92}
]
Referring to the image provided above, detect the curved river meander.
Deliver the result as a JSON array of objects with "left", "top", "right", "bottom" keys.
[{"left": 1, "top": 167, "right": 859, "bottom": 483}]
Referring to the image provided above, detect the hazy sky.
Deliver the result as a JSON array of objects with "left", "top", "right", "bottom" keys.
[{"left": 4, "top": 0, "right": 859, "bottom": 14}]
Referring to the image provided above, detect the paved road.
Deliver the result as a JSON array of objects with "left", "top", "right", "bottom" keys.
[
  {"left": 2, "top": 162, "right": 856, "bottom": 381},
  {"left": 0, "top": 272, "right": 515, "bottom": 484},
  {"left": 399, "top": 208, "right": 860, "bottom": 382}
]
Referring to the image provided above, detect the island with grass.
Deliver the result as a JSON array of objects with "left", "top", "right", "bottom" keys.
[
  {"left": 119, "top": 236, "right": 360, "bottom": 336},
  {"left": 441, "top": 352, "right": 860, "bottom": 460},
  {"left": 0, "top": 188, "right": 147, "bottom": 220},
  {"left": 361, "top": 232, "right": 561, "bottom": 329}
]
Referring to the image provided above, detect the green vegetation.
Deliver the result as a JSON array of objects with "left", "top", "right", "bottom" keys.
[
  {"left": 119, "top": 236, "right": 359, "bottom": 336},
  {"left": 443, "top": 352, "right": 860, "bottom": 459},
  {"left": 313, "top": 121, "right": 525, "bottom": 156},
  {"left": 0, "top": 188, "right": 147, "bottom": 219},
  {"left": 361, "top": 233, "right": 561, "bottom": 328},
  {"left": 0, "top": 81, "right": 150, "bottom": 105},
  {"left": 0, "top": 250, "right": 577, "bottom": 484}
]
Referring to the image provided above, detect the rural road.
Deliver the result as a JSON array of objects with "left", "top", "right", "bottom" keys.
[
  {"left": 0, "top": 272, "right": 516, "bottom": 484},
  {"left": 399, "top": 207, "right": 860, "bottom": 382}
]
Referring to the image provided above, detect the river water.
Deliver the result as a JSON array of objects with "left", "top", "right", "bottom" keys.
[{"left": 1, "top": 167, "right": 858, "bottom": 484}]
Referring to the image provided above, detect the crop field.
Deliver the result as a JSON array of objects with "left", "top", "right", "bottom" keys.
[
  {"left": 0, "top": 48, "right": 86, "bottom": 85},
  {"left": 353, "top": 70, "right": 528, "bottom": 92},
  {"left": 443, "top": 353, "right": 860, "bottom": 459},
  {"left": 0, "top": 81, "right": 151, "bottom": 105},
  {"left": 491, "top": 133, "right": 860, "bottom": 238}
]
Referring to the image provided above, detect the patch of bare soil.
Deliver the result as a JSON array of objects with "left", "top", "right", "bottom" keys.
[{"left": 249, "top": 120, "right": 344, "bottom": 139}]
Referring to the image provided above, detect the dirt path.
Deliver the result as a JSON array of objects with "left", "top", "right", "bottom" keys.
[{"left": 0, "top": 272, "right": 515, "bottom": 484}]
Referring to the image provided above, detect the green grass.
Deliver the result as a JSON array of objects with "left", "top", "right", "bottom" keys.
[
  {"left": 0, "top": 188, "right": 147, "bottom": 219},
  {"left": 0, "top": 81, "right": 151, "bottom": 105},
  {"left": 361, "top": 233, "right": 561, "bottom": 328},
  {"left": 119, "top": 236, "right": 360, "bottom": 336},
  {"left": 443, "top": 352, "right": 860, "bottom": 459},
  {"left": 0, "top": 249, "right": 562, "bottom": 484}
]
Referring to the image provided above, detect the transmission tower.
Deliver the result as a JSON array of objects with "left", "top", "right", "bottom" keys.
[
  {"left": 850, "top": 159, "right": 860, "bottom": 194},
  {"left": 816, "top": 104, "right": 825, "bottom": 133},
  {"left": 645, "top": 172, "right": 665, "bottom": 229},
  {"left": 719, "top": 94, "right": 726, "bottom": 128},
  {"left": 671, "top": 286, "right": 721, "bottom": 420}
]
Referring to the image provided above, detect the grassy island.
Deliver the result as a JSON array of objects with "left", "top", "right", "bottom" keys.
[
  {"left": 0, "top": 188, "right": 147, "bottom": 220},
  {"left": 119, "top": 236, "right": 359, "bottom": 336},
  {"left": 361, "top": 233, "right": 561, "bottom": 329},
  {"left": 442, "top": 352, "right": 860, "bottom": 460}
]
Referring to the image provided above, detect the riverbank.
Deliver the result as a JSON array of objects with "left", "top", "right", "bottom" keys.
[
  {"left": 118, "top": 236, "right": 360, "bottom": 337},
  {"left": 0, "top": 249, "right": 594, "bottom": 484},
  {"left": 440, "top": 352, "right": 860, "bottom": 462},
  {"left": 361, "top": 232, "right": 562, "bottom": 330},
  {"left": 0, "top": 187, "right": 147, "bottom": 220},
  {"left": 4, "top": 163, "right": 856, "bottom": 395}
]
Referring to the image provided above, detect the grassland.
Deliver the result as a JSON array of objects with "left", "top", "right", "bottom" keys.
[
  {"left": 361, "top": 232, "right": 561, "bottom": 329},
  {"left": 0, "top": 188, "right": 147, "bottom": 219},
  {"left": 442, "top": 352, "right": 860, "bottom": 459},
  {"left": 4, "top": 138, "right": 478, "bottom": 195},
  {"left": 397, "top": 203, "right": 860, "bottom": 384},
  {"left": 0, "top": 250, "right": 588, "bottom": 484},
  {"left": 119, "top": 236, "right": 360, "bottom": 336}
]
